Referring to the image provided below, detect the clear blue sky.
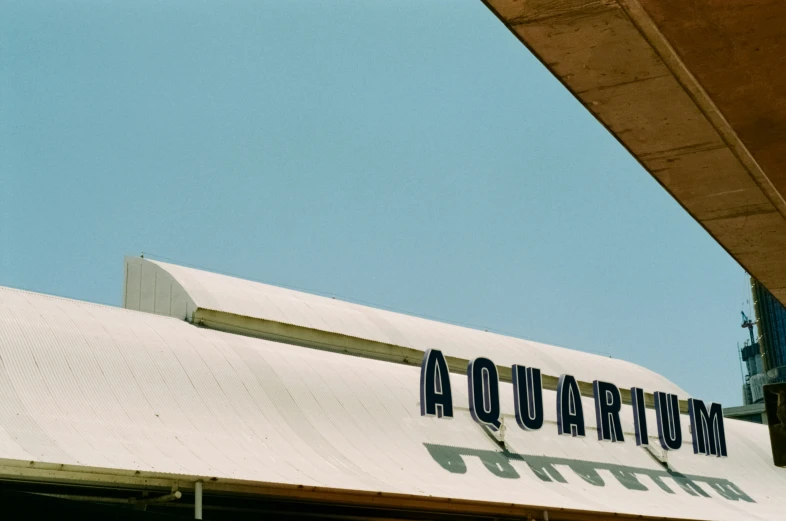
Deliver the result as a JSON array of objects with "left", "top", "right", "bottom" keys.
[{"left": 1, "top": 1, "right": 751, "bottom": 405}]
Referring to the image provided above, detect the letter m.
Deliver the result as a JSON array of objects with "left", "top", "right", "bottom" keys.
[{"left": 688, "top": 398, "right": 727, "bottom": 457}]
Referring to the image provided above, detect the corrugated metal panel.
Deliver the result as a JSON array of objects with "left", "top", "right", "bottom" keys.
[
  {"left": 0, "top": 285, "right": 783, "bottom": 520},
  {"left": 125, "top": 257, "right": 195, "bottom": 320},
  {"left": 135, "top": 257, "right": 685, "bottom": 395}
]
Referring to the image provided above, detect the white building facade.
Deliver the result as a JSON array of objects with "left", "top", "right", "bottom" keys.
[{"left": 0, "top": 256, "right": 781, "bottom": 520}]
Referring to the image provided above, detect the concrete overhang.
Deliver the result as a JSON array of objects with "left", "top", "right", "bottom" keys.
[{"left": 482, "top": 0, "right": 786, "bottom": 303}]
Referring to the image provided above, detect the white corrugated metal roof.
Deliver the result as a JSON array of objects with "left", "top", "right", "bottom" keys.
[
  {"left": 0, "top": 285, "right": 783, "bottom": 520},
  {"left": 135, "top": 258, "right": 686, "bottom": 395}
]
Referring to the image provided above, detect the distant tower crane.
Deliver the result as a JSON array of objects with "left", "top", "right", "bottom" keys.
[{"left": 741, "top": 311, "right": 756, "bottom": 346}]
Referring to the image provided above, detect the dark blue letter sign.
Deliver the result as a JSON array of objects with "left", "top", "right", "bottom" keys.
[
  {"left": 593, "top": 380, "right": 624, "bottom": 442},
  {"left": 631, "top": 387, "right": 648, "bottom": 446},
  {"left": 557, "top": 374, "right": 585, "bottom": 437},
  {"left": 467, "top": 357, "right": 501, "bottom": 431},
  {"left": 512, "top": 365, "right": 544, "bottom": 431},
  {"left": 654, "top": 391, "right": 682, "bottom": 450},
  {"left": 420, "top": 349, "right": 453, "bottom": 418},
  {"left": 688, "top": 398, "right": 727, "bottom": 457}
]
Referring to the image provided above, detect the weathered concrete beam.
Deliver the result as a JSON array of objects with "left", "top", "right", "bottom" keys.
[{"left": 482, "top": 0, "right": 786, "bottom": 304}]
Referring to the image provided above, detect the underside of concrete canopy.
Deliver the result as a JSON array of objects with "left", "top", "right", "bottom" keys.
[{"left": 482, "top": 0, "right": 786, "bottom": 303}]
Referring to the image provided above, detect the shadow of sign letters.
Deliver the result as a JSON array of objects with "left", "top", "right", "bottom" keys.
[{"left": 424, "top": 443, "right": 753, "bottom": 503}]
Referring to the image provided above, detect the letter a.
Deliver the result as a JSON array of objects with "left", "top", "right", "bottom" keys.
[{"left": 420, "top": 349, "right": 453, "bottom": 418}]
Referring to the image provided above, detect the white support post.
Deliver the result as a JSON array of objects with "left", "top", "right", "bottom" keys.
[{"left": 194, "top": 481, "right": 203, "bottom": 520}]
